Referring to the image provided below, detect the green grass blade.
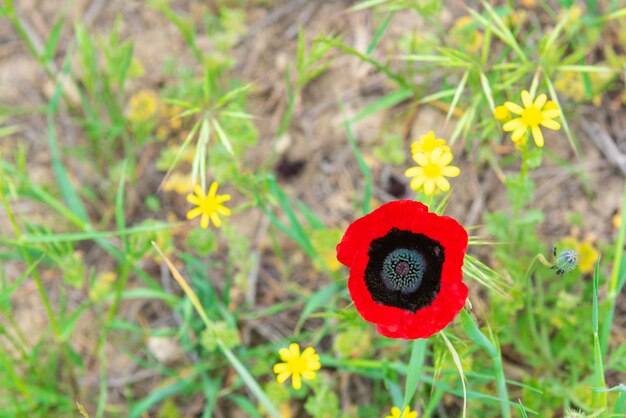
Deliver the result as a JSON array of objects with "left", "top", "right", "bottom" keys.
[
  {"left": 158, "top": 121, "right": 200, "bottom": 192},
  {"left": 440, "top": 332, "right": 467, "bottom": 418},
  {"left": 591, "top": 257, "right": 607, "bottom": 409},
  {"left": 403, "top": 339, "right": 427, "bottom": 408},
  {"left": 219, "top": 342, "right": 282, "bottom": 418},
  {"left": 295, "top": 282, "right": 339, "bottom": 335},
  {"left": 47, "top": 63, "right": 89, "bottom": 224},
  {"left": 446, "top": 70, "right": 469, "bottom": 123},
  {"left": 545, "top": 76, "right": 580, "bottom": 158},
  {"left": 212, "top": 118, "right": 235, "bottom": 156},
  {"left": 479, "top": 71, "right": 496, "bottom": 113},
  {"left": 367, "top": 12, "right": 394, "bottom": 55},
  {"left": 342, "top": 109, "right": 372, "bottom": 215},
  {"left": 14, "top": 222, "right": 180, "bottom": 244},
  {"left": 352, "top": 88, "right": 413, "bottom": 123}
]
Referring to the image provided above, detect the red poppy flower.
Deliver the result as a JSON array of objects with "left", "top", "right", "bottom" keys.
[{"left": 336, "top": 200, "right": 468, "bottom": 339}]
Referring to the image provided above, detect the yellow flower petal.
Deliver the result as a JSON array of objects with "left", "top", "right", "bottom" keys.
[
  {"left": 413, "top": 153, "right": 429, "bottom": 166},
  {"left": 273, "top": 363, "right": 288, "bottom": 373},
  {"left": 301, "top": 347, "right": 315, "bottom": 359},
  {"left": 186, "top": 207, "right": 203, "bottom": 220},
  {"left": 534, "top": 93, "right": 547, "bottom": 109},
  {"left": 405, "top": 167, "right": 423, "bottom": 177},
  {"left": 216, "top": 205, "right": 231, "bottom": 216},
  {"left": 437, "top": 150, "right": 453, "bottom": 166},
  {"left": 540, "top": 119, "right": 561, "bottom": 130},
  {"left": 541, "top": 109, "right": 560, "bottom": 119},
  {"left": 430, "top": 146, "right": 443, "bottom": 161},
  {"left": 291, "top": 373, "right": 302, "bottom": 390},
  {"left": 215, "top": 194, "right": 231, "bottom": 203},
  {"left": 200, "top": 213, "right": 210, "bottom": 229},
  {"left": 441, "top": 166, "right": 460, "bottom": 177},
  {"left": 301, "top": 370, "right": 316, "bottom": 380},
  {"left": 410, "top": 176, "right": 425, "bottom": 191},
  {"left": 521, "top": 90, "right": 533, "bottom": 108},
  {"left": 208, "top": 181, "right": 219, "bottom": 197},
  {"left": 276, "top": 372, "right": 290, "bottom": 384},
  {"left": 544, "top": 101, "right": 559, "bottom": 111},
  {"left": 289, "top": 343, "right": 300, "bottom": 358},
  {"left": 511, "top": 127, "right": 526, "bottom": 142},
  {"left": 436, "top": 177, "right": 450, "bottom": 191},
  {"left": 531, "top": 126, "right": 544, "bottom": 147},
  {"left": 424, "top": 179, "right": 435, "bottom": 195},
  {"left": 504, "top": 101, "right": 524, "bottom": 115},
  {"left": 186, "top": 193, "right": 202, "bottom": 205},
  {"left": 193, "top": 184, "right": 204, "bottom": 197},
  {"left": 279, "top": 348, "right": 291, "bottom": 360},
  {"left": 503, "top": 118, "right": 523, "bottom": 132},
  {"left": 210, "top": 213, "right": 222, "bottom": 228}
]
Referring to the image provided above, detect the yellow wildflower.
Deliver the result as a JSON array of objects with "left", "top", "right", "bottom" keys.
[
  {"left": 502, "top": 90, "right": 561, "bottom": 147},
  {"left": 493, "top": 105, "right": 510, "bottom": 121},
  {"left": 128, "top": 90, "right": 159, "bottom": 122},
  {"left": 405, "top": 147, "right": 460, "bottom": 195},
  {"left": 386, "top": 406, "right": 418, "bottom": 418},
  {"left": 89, "top": 272, "right": 117, "bottom": 302},
  {"left": 450, "top": 16, "right": 483, "bottom": 53},
  {"left": 186, "top": 182, "right": 231, "bottom": 229},
  {"left": 577, "top": 239, "right": 599, "bottom": 274},
  {"left": 273, "top": 343, "right": 321, "bottom": 390},
  {"left": 410, "top": 131, "right": 450, "bottom": 156}
]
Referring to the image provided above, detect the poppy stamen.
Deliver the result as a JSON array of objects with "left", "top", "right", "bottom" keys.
[{"left": 382, "top": 248, "right": 425, "bottom": 294}]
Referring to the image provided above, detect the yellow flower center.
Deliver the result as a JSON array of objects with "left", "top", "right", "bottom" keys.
[
  {"left": 285, "top": 356, "right": 308, "bottom": 374},
  {"left": 423, "top": 163, "right": 442, "bottom": 178},
  {"left": 200, "top": 196, "right": 220, "bottom": 214},
  {"left": 521, "top": 106, "right": 542, "bottom": 126}
]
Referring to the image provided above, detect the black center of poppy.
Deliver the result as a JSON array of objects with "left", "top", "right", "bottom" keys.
[
  {"left": 382, "top": 248, "right": 425, "bottom": 293},
  {"left": 364, "top": 228, "right": 445, "bottom": 313}
]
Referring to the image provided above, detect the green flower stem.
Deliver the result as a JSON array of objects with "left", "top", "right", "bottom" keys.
[
  {"left": 460, "top": 310, "right": 510, "bottom": 418},
  {"left": 600, "top": 179, "right": 626, "bottom": 354},
  {"left": 95, "top": 262, "right": 131, "bottom": 418},
  {"left": 523, "top": 254, "right": 555, "bottom": 366}
]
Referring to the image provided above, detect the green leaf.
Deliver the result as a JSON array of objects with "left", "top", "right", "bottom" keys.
[
  {"left": 352, "top": 88, "right": 413, "bottom": 123},
  {"left": 295, "top": 282, "right": 339, "bottom": 334},
  {"left": 212, "top": 118, "right": 235, "bottom": 155},
  {"left": 43, "top": 17, "right": 65, "bottom": 62}
]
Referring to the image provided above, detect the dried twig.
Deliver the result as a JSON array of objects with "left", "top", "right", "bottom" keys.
[{"left": 581, "top": 119, "right": 626, "bottom": 176}]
